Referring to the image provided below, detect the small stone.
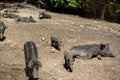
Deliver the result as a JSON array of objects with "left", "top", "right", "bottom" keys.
[
  {"left": 50, "top": 48, "right": 56, "bottom": 53},
  {"left": 97, "top": 25, "right": 101, "bottom": 28},
  {"left": 1, "top": 63, "right": 5, "bottom": 67},
  {"left": 58, "top": 78, "right": 62, "bottom": 80},
  {"left": 116, "top": 32, "right": 120, "bottom": 37},
  {"left": 41, "top": 37, "right": 45, "bottom": 41},
  {"left": 54, "top": 64, "right": 57, "bottom": 66},
  {"left": 86, "top": 23, "right": 91, "bottom": 26},
  {"left": 80, "top": 25, "right": 84, "bottom": 28},
  {"left": 14, "top": 62, "right": 17, "bottom": 65}
]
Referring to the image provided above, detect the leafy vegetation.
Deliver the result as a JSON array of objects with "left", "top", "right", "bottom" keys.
[
  {"left": 1, "top": 0, "right": 120, "bottom": 22},
  {"left": 37, "top": 0, "right": 80, "bottom": 12},
  {"left": 37, "top": 0, "right": 120, "bottom": 22},
  {"left": 107, "top": 1, "right": 120, "bottom": 22}
]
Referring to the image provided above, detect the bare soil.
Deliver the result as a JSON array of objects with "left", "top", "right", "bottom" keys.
[{"left": 0, "top": 3, "right": 120, "bottom": 80}]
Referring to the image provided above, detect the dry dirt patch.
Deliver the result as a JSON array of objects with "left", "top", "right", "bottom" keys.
[{"left": 0, "top": 3, "right": 120, "bottom": 80}]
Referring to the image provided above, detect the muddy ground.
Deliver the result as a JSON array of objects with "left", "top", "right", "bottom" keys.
[{"left": 0, "top": 3, "right": 120, "bottom": 80}]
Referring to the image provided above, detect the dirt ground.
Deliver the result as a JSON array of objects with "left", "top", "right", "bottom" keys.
[{"left": 0, "top": 3, "right": 120, "bottom": 80}]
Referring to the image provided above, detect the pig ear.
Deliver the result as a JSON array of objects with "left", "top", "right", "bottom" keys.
[
  {"left": 2, "top": 22, "right": 7, "bottom": 29},
  {"left": 30, "top": 16, "right": 32, "bottom": 18},
  {"left": 39, "top": 11, "right": 43, "bottom": 14},
  {"left": 38, "top": 61, "right": 42, "bottom": 67},
  {"left": 73, "top": 55, "right": 77, "bottom": 58},
  {"left": 28, "top": 60, "right": 34, "bottom": 68},
  {"left": 5, "top": 25, "right": 7, "bottom": 29},
  {"left": 100, "top": 44, "right": 109, "bottom": 50},
  {"left": 67, "top": 59, "right": 70, "bottom": 62},
  {"left": 100, "top": 44, "right": 106, "bottom": 50}
]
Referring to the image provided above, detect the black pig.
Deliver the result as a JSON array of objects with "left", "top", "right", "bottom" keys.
[
  {"left": 64, "top": 44, "right": 114, "bottom": 72},
  {"left": 0, "top": 21, "right": 6, "bottom": 41},
  {"left": 24, "top": 41, "right": 42, "bottom": 80}
]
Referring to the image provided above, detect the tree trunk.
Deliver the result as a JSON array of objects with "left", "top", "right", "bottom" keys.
[
  {"left": 100, "top": 4, "right": 106, "bottom": 20},
  {"left": 24, "top": 0, "right": 28, "bottom": 4}
]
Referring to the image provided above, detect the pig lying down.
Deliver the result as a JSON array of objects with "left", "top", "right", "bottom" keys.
[{"left": 64, "top": 44, "right": 115, "bottom": 72}]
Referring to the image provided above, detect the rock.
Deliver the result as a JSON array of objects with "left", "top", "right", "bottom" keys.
[
  {"left": 58, "top": 78, "right": 62, "bottom": 80},
  {"left": 54, "top": 63, "right": 57, "bottom": 66},
  {"left": 41, "top": 37, "right": 45, "bottom": 41},
  {"left": 1, "top": 63, "right": 5, "bottom": 67},
  {"left": 116, "top": 33, "right": 120, "bottom": 37},
  {"left": 86, "top": 23, "right": 91, "bottom": 26},
  {"left": 80, "top": 25, "right": 84, "bottom": 28},
  {"left": 97, "top": 25, "right": 102, "bottom": 28},
  {"left": 50, "top": 48, "right": 56, "bottom": 53}
]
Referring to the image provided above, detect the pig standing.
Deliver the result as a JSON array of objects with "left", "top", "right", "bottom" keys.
[
  {"left": 50, "top": 35, "right": 62, "bottom": 50},
  {"left": 24, "top": 41, "right": 42, "bottom": 80},
  {"left": 64, "top": 50, "right": 79, "bottom": 72},
  {"left": 0, "top": 21, "right": 6, "bottom": 41}
]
